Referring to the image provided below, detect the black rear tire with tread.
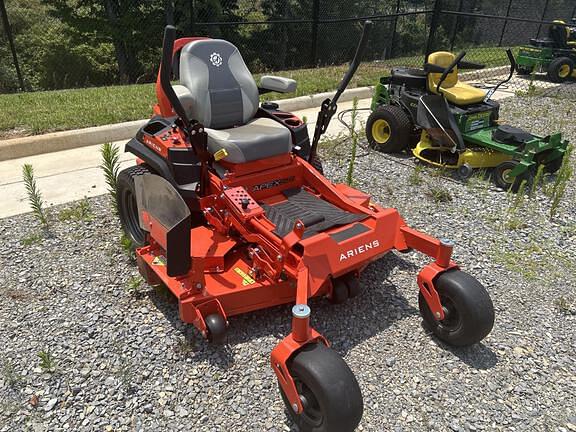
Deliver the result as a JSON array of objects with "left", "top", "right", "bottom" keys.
[
  {"left": 280, "top": 343, "right": 363, "bottom": 432},
  {"left": 418, "top": 270, "right": 494, "bottom": 347},
  {"left": 547, "top": 57, "right": 574, "bottom": 83},
  {"left": 366, "top": 105, "right": 413, "bottom": 153},
  {"left": 117, "top": 165, "right": 152, "bottom": 248}
]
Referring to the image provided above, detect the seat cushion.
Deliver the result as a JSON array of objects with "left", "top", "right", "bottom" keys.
[
  {"left": 206, "top": 117, "right": 292, "bottom": 163},
  {"left": 440, "top": 82, "right": 486, "bottom": 105}
]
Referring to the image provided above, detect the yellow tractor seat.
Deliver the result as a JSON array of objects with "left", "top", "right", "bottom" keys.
[{"left": 427, "top": 51, "right": 486, "bottom": 105}]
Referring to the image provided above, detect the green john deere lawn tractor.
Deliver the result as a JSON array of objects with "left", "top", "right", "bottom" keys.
[
  {"left": 366, "top": 49, "right": 569, "bottom": 192},
  {"left": 516, "top": 19, "right": 576, "bottom": 83}
]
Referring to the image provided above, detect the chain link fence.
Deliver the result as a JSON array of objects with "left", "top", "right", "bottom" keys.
[{"left": 1, "top": 0, "right": 575, "bottom": 98}]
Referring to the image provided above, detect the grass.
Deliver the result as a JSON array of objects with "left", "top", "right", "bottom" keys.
[
  {"left": 346, "top": 98, "right": 359, "bottom": 186},
  {"left": 22, "top": 164, "right": 49, "bottom": 228},
  {"left": 0, "top": 46, "right": 516, "bottom": 138},
  {"left": 57, "top": 198, "right": 93, "bottom": 222},
  {"left": 37, "top": 350, "right": 56, "bottom": 373},
  {"left": 2, "top": 359, "right": 23, "bottom": 388},
  {"left": 100, "top": 143, "right": 121, "bottom": 212}
]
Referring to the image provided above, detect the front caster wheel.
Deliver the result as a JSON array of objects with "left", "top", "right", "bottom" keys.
[
  {"left": 280, "top": 343, "right": 363, "bottom": 432},
  {"left": 205, "top": 314, "right": 227, "bottom": 344},
  {"left": 418, "top": 270, "right": 494, "bottom": 347}
]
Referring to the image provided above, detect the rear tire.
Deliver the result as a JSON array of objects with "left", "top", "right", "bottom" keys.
[
  {"left": 418, "top": 270, "right": 494, "bottom": 347},
  {"left": 366, "top": 105, "right": 413, "bottom": 153},
  {"left": 280, "top": 343, "right": 363, "bottom": 432},
  {"left": 547, "top": 57, "right": 574, "bottom": 83},
  {"left": 117, "top": 165, "right": 152, "bottom": 248}
]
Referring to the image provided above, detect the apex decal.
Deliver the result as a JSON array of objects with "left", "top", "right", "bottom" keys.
[{"left": 339, "top": 240, "right": 380, "bottom": 261}]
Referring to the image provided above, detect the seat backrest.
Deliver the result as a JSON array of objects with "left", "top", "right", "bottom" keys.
[
  {"left": 427, "top": 51, "right": 459, "bottom": 93},
  {"left": 179, "top": 39, "right": 259, "bottom": 129},
  {"left": 549, "top": 20, "right": 568, "bottom": 48}
]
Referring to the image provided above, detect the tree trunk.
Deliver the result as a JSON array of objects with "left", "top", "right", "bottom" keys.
[{"left": 104, "top": 0, "right": 139, "bottom": 83}]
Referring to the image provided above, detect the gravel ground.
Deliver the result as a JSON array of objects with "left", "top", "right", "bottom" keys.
[{"left": 1, "top": 95, "right": 575, "bottom": 432}]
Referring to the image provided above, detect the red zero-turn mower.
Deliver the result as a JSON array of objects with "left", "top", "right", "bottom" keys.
[{"left": 116, "top": 22, "right": 495, "bottom": 431}]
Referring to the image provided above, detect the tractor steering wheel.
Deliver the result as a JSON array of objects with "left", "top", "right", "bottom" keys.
[{"left": 436, "top": 51, "right": 467, "bottom": 93}]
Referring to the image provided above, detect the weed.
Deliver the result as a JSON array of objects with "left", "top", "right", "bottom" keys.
[
  {"left": 530, "top": 164, "right": 545, "bottom": 198},
  {"left": 408, "top": 165, "right": 424, "bottom": 186},
  {"left": 126, "top": 275, "right": 142, "bottom": 293},
  {"left": 22, "top": 164, "right": 49, "bottom": 228},
  {"left": 2, "top": 359, "right": 23, "bottom": 388},
  {"left": 38, "top": 350, "right": 56, "bottom": 373},
  {"left": 57, "top": 197, "right": 93, "bottom": 222},
  {"left": 100, "top": 143, "right": 121, "bottom": 212},
  {"left": 173, "top": 337, "right": 194, "bottom": 356},
  {"left": 301, "top": 115, "right": 307, "bottom": 124},
  {"left": 346, "top": 98, "right": 359, "bottom": 186},
  {"left": 425, "top": 183, "right": 452, "bottom": 203},
  {"left": 550, "top": 145, "right": 573, "bottom": 218},
  {"left": 554, "top": 296, "right": 576, "bottom": 316},
  {"left": 20, "top": 232, "right": 43, "bottom": 246},
  {"left": 120, "top": 234, "right": 135, "bottom": 261},
  {"left": 116, "top": 355, "right": 135, "bottom": 391}
]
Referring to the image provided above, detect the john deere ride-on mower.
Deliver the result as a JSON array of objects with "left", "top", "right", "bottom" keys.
[
  {"left": 367, "top": 49, "right": 569, "bottom": 191},
  {"left": 516, "top": 19, "right": 576, "bottom": 82},
  {"left": 115, "top": 22, "right": 496, "bottom": 431}
]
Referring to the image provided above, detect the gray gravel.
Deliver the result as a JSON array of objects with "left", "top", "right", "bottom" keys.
[{"left": 1, "top": 95, "right": 575, "bottom": 432}]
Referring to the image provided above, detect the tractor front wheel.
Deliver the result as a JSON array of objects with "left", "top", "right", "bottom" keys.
[
  {"left": 516, "top": 65, "right": 533, "bottom": 76},
  {"left": 117, "top": 165, "right": 152, "bottom": 248},
  {"left": 418, "top": 270, "right": 494, "bottom": 347},
  {"left": 366, "top": 105, "right": 413, "bottom": 153},
  {"left": 280, "top": 343, "right": 363, "bottom": 432},
  {"left": 493, "top": 161, "right": 534, "bottom": 193},
  {"left": 547, "top": 57, "right": 574, "bottom": 83}
]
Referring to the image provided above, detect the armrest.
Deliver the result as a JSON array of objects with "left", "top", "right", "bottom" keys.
[{"left": 259, "top": 75, "right": 297, "bottom": 94}]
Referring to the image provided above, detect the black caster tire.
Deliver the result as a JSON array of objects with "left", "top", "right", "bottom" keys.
[
  {"left": 493, "top": 161, "right": 534, "bottom": 193},
  {"left": 344, "top": 274, "right": 360, "bottom": 298},
  {"left": 418, "top": 270, "right": 494, "bottom": 347},
  {"left": 329, "top": 279, "right": 349, "bottom": 304},
  {"left": 547, "top": 57, "right": 574, "bottom": 83},
  {"left": 205, "top": 314, "right": 227, "bottom": 344},
  {"left": 117, "top": 165, "right": 152, "bottom": 248},
  {"left": 366, "top": 105, "right": 413, "bottom": 153},
  {"left": 456, "top": 163, "right": 474, "bottom": 181},
  {"left": 280, "top": 343, "right": 363, "bottom": 432}
]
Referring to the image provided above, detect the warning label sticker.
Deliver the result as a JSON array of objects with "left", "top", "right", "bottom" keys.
[{"left": 234, "top": 267, "right": 256, "bottom": 286}]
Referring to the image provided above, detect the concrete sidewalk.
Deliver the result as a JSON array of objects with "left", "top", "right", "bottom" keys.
[{"left": 0, "top": 98, "right": 372, "bottom": 219}]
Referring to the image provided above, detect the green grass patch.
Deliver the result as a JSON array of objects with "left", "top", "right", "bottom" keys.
[{"left": 0, "top": 46, "right": 516, "bottom": 138}]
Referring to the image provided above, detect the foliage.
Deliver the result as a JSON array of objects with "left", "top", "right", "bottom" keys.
[
  {"left": 22, "top": 164, "right": 49, "bottom": 228},
  {"left": 100, "top": 143, "right": 121, "bottom": 212}
]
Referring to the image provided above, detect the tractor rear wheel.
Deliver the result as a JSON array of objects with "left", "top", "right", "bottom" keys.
[
  {"left": 493, "top": 160, "right": 534, "bottom": 193},
  {"left": 418, "top": 270, "right": 494, "bottom": 347},
  {"left": 366, "top": 105, "right": 413, "bottom": 153},
  {"left": 547, "top": 57, "right": 574, "bottom": 83},
  {"left": 117, "top": 165, "right": 152, "bottom": 248},
  {"left": 280, "top": 343, "right": 363, "bottom": 432}
]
